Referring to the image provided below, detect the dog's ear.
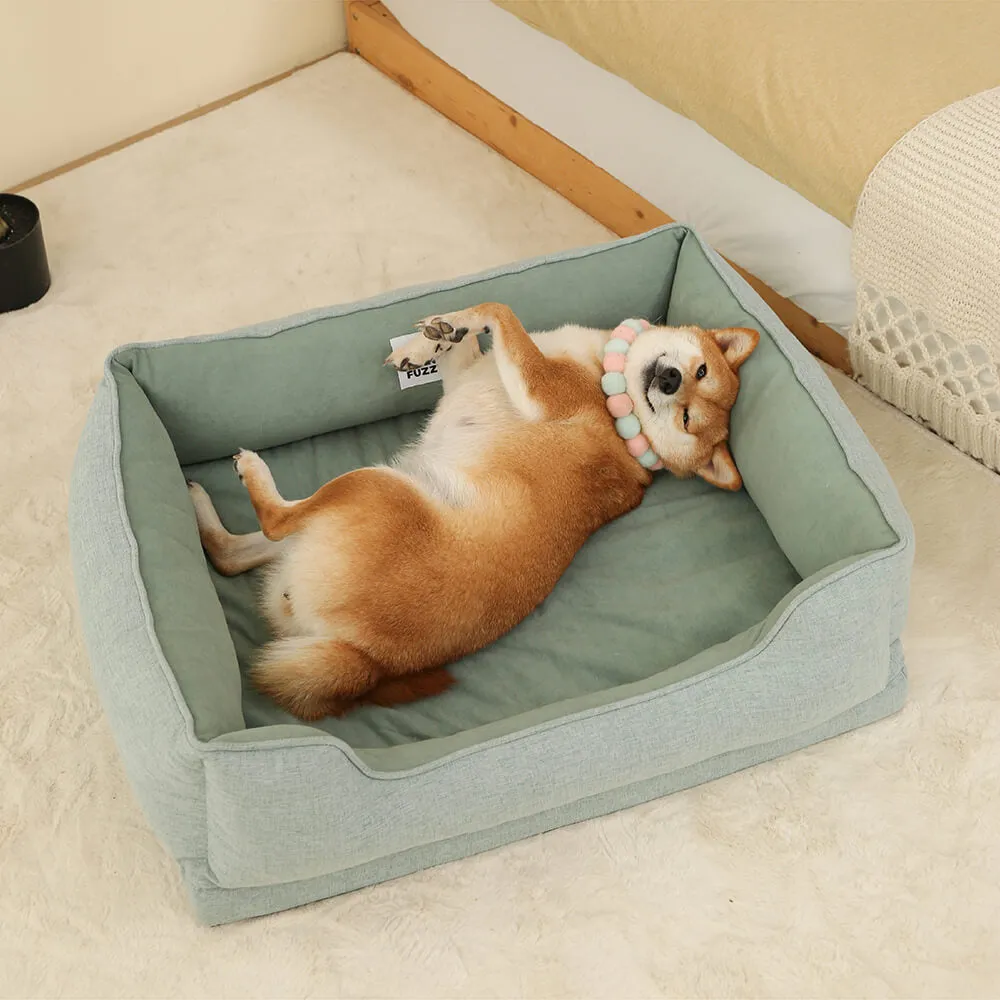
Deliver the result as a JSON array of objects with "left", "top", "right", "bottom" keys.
[
  {"left": 696, "top": 442, "right": 742, "bottom": 491},
  {"left": 711, "top": 327, "right": 759, "bottom": 372}
]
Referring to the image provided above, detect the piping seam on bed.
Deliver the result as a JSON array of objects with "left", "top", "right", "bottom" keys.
[{"left": 107, "top": 226, "right": 686, "bottom": 362}]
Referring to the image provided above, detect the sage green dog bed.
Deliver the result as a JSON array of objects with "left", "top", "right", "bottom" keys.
[{"left": 70, "top": 225, "right": 912, "bottom": 924}]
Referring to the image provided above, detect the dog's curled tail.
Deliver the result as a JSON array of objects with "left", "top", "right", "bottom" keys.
[{"left": 251, "top": 636, "right": 454, "bottom": 720}]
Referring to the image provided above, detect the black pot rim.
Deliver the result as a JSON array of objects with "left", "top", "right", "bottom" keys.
[{"left": 0, "top": 192, "right": 42, "bottom": 250}]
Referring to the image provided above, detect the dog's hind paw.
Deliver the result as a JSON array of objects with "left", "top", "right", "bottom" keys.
[{"left": 233, "top": 448, "right": 266, "bottom": 486}]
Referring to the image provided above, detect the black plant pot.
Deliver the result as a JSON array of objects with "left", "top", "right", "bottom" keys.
[{"left": 0, "top": 193, "right": 51, "bottom": 313}]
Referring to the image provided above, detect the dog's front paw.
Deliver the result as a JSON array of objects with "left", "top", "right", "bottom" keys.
[
  {"left": 416, "top": 316, "right": 471, "bottom": 344},
  {"left": 384, "top": 314, "right": 477, "bottom": 372},
  {"left": 385, "top": 329, "right": 439, "bottom": 371}
]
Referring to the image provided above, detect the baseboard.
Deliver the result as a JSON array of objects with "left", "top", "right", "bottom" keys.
[{"left": 9, "top": 53, "right": 338, "bottom": 196}]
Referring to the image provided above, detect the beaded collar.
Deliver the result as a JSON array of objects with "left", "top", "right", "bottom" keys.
[{"left": 599, "top": 319, "right": 663, "bottom": 471}]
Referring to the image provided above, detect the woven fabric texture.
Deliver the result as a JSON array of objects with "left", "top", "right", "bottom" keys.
[{"left": 850, "top": 88, "right": 1000, "bottom": 471}]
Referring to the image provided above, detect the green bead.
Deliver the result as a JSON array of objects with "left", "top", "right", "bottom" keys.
[
  {"left": 601, "top": 372, "right": 627, "bottom": 395},
  {"left": 622, "top": 318, "right": 647, "bottom": 334},
  {"left": 615, "top": 414, "right": 641, "bottom": 439},
  {"left": 638, "top": 449, "right": 660, "bottom": 468},
  {"left": 603, "top": 337, "right": 631, "bottom": 356}
]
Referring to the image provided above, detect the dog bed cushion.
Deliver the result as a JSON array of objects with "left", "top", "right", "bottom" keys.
[{"left": 70, "top": 224, "right": 912, "bottom": 924}]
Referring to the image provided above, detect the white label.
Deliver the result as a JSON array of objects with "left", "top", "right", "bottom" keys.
[{"left": 388, "top": 333, "right": 443, "bottom": 390}]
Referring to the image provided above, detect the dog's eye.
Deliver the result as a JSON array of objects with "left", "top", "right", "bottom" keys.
[
  {"left": 683, "top": 408, "right": 690, "bottom": 429},
  {"left": 696, "top": 364, "right": 707, "bottom": 379}
]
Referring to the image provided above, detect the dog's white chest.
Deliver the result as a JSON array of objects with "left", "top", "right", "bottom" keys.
[{"left": 393, "top": 365, "right": 513, "bottom": 505}]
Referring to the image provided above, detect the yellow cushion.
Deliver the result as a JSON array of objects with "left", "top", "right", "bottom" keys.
[{"left": 494, "top": 0, "right": 1000, "bottom": 224}]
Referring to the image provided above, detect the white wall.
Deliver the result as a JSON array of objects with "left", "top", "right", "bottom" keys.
[{"left": 1, "top": 0, "right": 347, "bottom": 190}]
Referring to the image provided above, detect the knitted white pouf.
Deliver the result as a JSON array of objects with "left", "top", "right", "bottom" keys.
[{"left": 850, "top": 87, "right": 1000, "bottom": 472}]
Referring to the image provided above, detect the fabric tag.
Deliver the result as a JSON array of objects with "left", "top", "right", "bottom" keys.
[{"left": 388, "top": 334, "right": 443, "bottom": 390}]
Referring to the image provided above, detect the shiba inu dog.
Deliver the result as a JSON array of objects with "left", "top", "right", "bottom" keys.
[{"left": 187, "top": 303, "right": 758, "bottom": 720}]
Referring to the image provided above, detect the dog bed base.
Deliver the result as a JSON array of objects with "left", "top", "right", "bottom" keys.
[{"left": 70, "top": 224, "right": 912, "bottom": 924}]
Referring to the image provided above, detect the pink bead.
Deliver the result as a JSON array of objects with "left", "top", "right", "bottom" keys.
[
  {"left": 650, "top": 459, "right": 664, "bottom": 470},
  {"left": 637, "top": 319, "right": 651, "bottom": 330},
  {"left": 602, "top": 352, "right": 626, "bottom": 373},
  {"left": 613, "top": 324, "right": 637, "bottom": 344},
  {"left": 626, "top": 434, "right": 650, "bottom": 457},
  {"left": 606, "top": 393, "right": 633, "bottom": 418}
]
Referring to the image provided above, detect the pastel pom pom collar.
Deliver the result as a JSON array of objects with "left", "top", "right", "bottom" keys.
[{"left": 601, "top": 318, "right": 664, "bottom": 471}]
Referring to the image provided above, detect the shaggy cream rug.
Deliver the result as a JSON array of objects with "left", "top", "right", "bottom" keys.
[{"left": 1, "top": 55, "right": 998, "bottom": 1000}]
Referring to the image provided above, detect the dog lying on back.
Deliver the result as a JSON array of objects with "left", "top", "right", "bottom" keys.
[{"left": 188, "top": 303, "right": 758, "bottom": 720}]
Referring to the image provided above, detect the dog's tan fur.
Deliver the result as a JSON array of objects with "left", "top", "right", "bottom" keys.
[{"left": 188, "top": 303, "right": 758, "bottom": 720}]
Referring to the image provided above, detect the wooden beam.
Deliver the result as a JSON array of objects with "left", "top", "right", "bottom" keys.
[{"left": 346, "top": 0, "right": 851, "bottom": 374}]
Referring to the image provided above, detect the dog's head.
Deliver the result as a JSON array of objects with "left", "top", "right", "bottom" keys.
[{"left": 623, "top": 324, "right": 759, "bottom": 490}]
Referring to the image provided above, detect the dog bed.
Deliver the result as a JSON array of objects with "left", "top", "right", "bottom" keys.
[{"left": 69, "top": 224, "right": 913, "bottom": 924}]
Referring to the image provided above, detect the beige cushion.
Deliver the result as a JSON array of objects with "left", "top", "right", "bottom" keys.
[{"left": 495, "top": 0, "right": 1000, "bottom": 224}]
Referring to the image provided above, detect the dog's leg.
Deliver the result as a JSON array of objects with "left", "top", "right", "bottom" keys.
[
  {"left": 358, "top": 667, "right": 456, "bottom": 708},
  {"left": 435, "top": 335, "right": 482, "bottom": 393},
  {"left": 232, "top": 449, "right": 320, "bottom": 541},
  {"left": 187, "top": 481, "right": 283, "bottom": 575},
  {"left": 233, "top": 449, "right": 433, "bottom": 542},
  {"left": 413, "top": 303, "right": 592, "bottom": 420}
]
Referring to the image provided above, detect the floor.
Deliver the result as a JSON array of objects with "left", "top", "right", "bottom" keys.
[{"left": 2, "top": 54, "right": 998, "bottom": 999}]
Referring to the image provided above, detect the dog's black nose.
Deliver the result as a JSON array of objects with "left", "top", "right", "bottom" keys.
[{"left": 657, "top": 366, "right": 682, "bottom": 395}]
